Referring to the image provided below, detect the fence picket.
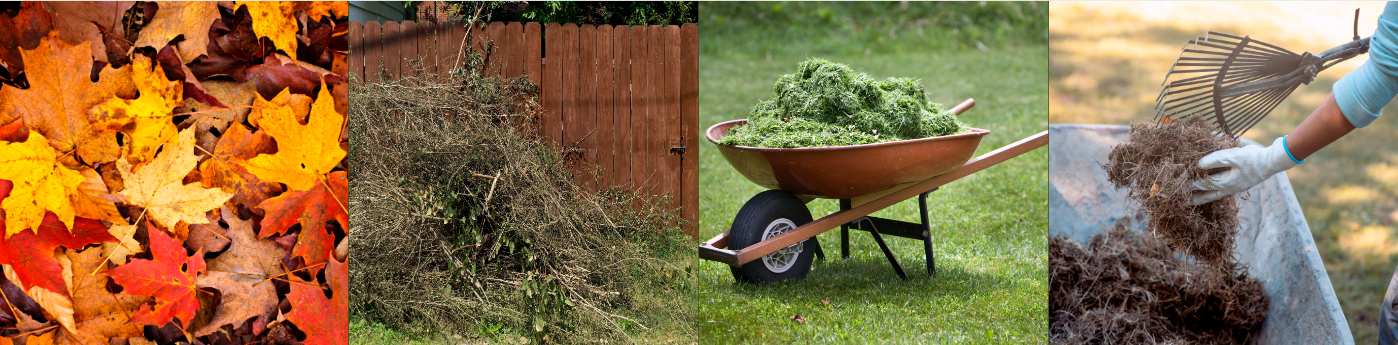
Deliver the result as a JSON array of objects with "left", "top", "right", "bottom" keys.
[
  {"left": 680, "top": 24, "right": 699, "bottom": 236},
  {"left": 596, "top": 25, "right": 614, "bottom": 189},
  {"left": 506, "top": 22, "right": 523, "bottom": 79},
  {"left": 630, "top": 27, "right": 650, "bottom": 194},
  {"left": 349, "top": 22, "right": 362, "bottom": 82},
  {"left": 613, "top": 25, "right": 632, "bottom": 190}
]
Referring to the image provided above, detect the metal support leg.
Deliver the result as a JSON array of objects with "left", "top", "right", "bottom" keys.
[
  {"left": 862, "top": 217, "right": 908, "bottom": 280},
  {"left": 920, "top": 189, "right": 938, "bottom": 278},
  {"left": 840, "top": 199, "right": 851, "bottom": 259}
]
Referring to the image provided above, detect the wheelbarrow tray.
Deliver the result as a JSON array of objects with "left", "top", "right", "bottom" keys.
[
  {"left": 1049, "top": 124, "right": 1353, "bottom": 344},
  {"left": 707, "top": 121, "right": 989, "bottom": 200}
]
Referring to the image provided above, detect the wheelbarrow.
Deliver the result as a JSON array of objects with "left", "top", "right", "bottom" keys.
[{"left": 699, "top": 98, "right": 1049, "bottom": 283}]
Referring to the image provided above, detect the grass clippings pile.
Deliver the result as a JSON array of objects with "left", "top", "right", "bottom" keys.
[
  {"left": 348, "top": 56, "right": 693, "bottom": 343},
  {"left": 1049, "top": 226, "right": 1269, "bottom": 344},
  {"left": 1050, "top": 117, "right": 1271, "bottom": 344},
  {"left": 1102, "top": 117, "right": 1242, "bottom": 266},
  {"left": 716, "top": 58, "right": 969, "bottom": 148}
]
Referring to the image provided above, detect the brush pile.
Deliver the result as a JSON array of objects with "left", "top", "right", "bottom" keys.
[
  {"left": 1050, "top": 226, "right": 1269, "bottom": 344},
  {"left": 348, "top": 55, "right": 692, "bottom": 343},
  {"left": 717, "top": 58, "right": 969, "bottom": 148},
  {"left": 1050, "top": 118, "right": 1270, "bottom": 344}
]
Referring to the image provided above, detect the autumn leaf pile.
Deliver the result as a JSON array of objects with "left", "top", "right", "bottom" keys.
[{"left": 0, "top": 2, "right": 347, "bottom": 344}]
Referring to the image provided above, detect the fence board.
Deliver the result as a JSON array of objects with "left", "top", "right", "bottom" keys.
[
  {"left": 349, "top": 22, "right": 361, "bottom": 82},
  {"left": 630, "top": 27, "right": 649, "bottom": 193},
  {"left": 486, "top": 22, "right": 505, "bottom": 74},
  {"left": 680, "top": 24, "right": 699, "bottom": 237},
  {"left": 560, "top": 24, "right": 579, "bottom": 155},
  {"left": 664, "top": 25, "right": 681, "bottom": 214},
  {"left": 647, "top": 26, "right": 665, "bottom": 198},
  {"left": 576, "top": 25, "right": 597, "bottom": 190},
  {"left": 543, "top": 23, "right": 562, "bottom": 149},
  {"left": 596, "top": 25, "right": 614, "bottom": 189},
  {"left": 382, "top": 21, "right": 400, "bottom": 79},
  {"left": 365, "top": 22, "right": 382, "bottom": 83},
  {"left": 401, "top": 21, "right": 417, "bottom": 77},
  {"left": 524, "top": 22, "right": 542, "bottom": 86},
  {"left": 505, "top": 22, "right": 523, "bottom": 79},
  {"left": 418, "top": 22, "right": 434, "bottom": 75},
  {"left": 613, "top": 25, "right": 631, "bottom": 190}
]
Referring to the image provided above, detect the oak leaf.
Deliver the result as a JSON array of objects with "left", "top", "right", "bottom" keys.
[
  {"left": 134, "top": 1, "right": 219, "bottom": 64},
  {"left": 285, "top": 257, "right": 346, "bottom": 345},
  {"left": 107, "top": 223, "right": 206, "bottom": 327},
  {"left": 245, "top": 86, "right": 345, "bottom": 191},
  {"left": 198, "top": 122, "right": 283, "bottom": 212},
  {"left": 194, "top": 206, "right": 286, "bottom": 337},
  {"left": 116, "top": 128, "right": 233, "bottom": 230},
  {"left": 0, "top": 131, "right": 88, "bottom": 236},
  {"left": 0, "top": 33, "right": 136, "bottom": 165}
]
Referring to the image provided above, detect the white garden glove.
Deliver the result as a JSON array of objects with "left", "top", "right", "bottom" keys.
[{"left": 1190, "top": 136, "right": 1301, "bottom": 205}]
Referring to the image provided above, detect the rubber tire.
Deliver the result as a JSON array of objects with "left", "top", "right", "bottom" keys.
[{"left": 728, "top": 190, "right": 816, "bottom": 284}]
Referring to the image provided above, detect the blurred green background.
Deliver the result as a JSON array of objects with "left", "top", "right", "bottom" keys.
[
  {"left": 696, "top": 2, "right": 1048, "bottom": 343},
  {"left": 1050, "top": 2, "right": 1396, "bottom": 342}
]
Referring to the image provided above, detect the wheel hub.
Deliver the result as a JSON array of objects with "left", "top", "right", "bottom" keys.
[{"left": 760, "top": 218, "right": 802, "bottom": 273}]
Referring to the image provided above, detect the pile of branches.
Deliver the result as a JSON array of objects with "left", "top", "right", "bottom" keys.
[
  {"left": 348, "top": 55, "right": 692, "bottom": 343},
  {"left": 1049, "top": 227, "right": 1269, "bottom": 344},
  {"left": 1101, "top": 117, "right": 1241, "bottom": 266}
]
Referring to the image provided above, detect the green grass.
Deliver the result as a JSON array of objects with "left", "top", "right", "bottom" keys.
[{"left": 695, "top": 18, "right": 1049, "bottom": 343}]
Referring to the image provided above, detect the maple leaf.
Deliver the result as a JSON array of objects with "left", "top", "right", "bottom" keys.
[
  {"left": 236, "top": 1, "right": 345, "bottom": 61},
  {"left": 42, "top": 1, "right": 128, "bottom": 64},
  {"left": 285, "top": 257, "right": 346, "bottom": 345},
  {"left": 0, "top": 179, "right": 115, "bottom": 296},
  {"left": 107, "top": 222, "right": 206, "bottom": 327},
  {"left": 194, "top": 206, "right": 286, "bottom": 337},
  {"left": 0, "top": 33, "right": 136, "bottom": 165},
  {"left": 0, "top": 131, "right": 87, "bottom": 236},
  {"left": 134, "top": 1, "right": 219, "bottom": 64},
  {"left": 246, "top": 86, "right": 312, "bottom": 128},
  {"left": 259, "top": 171, "right": 345, "bottom": 269},
  {"left": 117, "top": 128, "right": 233, "bottom": 230},
  {"left": 0, "top": 3, "right": 54, "bottom": 77},
  {"left": 198, "top": 122, "right": 283, "bottom": 212},
  {"left": 90, "top": 54, "right": 185, "bottom": 165},
  {"left": 53, "top": 247, "right": 150, "bottom": 344},
  {"left": 245, "top": 85, "right": 345, "bottom": 191}
]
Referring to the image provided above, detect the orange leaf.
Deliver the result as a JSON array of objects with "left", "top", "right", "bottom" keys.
[
  {"left": 258, "top": 171, "right": 345, "bottom": 269},
  {"left": 197, "top": 121, "right": 282, "bottom": 212},
  {"left": 0, "top": 179, "right": 115, "bottom": 296},
  {"left": 0, "top": 33, "right": 135, "bottom": 165},
  {"left": 107, "top": 223, "right": 206, "bottom": 327},
  {"left": 245, "top": 86, "right": 345, "bottom": 191},
  {"left": 193, "top": 206, "right": 286, "bottom": 337},
  {"left": 133, "top": 2, "right": 219, "bottom": 64},
  {"left": 53, "top": 247, "right": 150, "bottom": 344}
]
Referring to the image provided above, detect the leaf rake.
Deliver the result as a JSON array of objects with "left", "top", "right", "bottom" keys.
[{"left": 1154, "top": 9, "right": 1371, "bottom": 138}]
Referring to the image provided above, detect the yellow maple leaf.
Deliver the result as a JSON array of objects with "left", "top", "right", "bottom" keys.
[
  {"left": 90, "top": 55, "right": 185, "bottom": 165},
  {"left": 237, "top": 1, "right": 345, "bottom": 62},
  {"left": 133, "top": 1, "right": 219, "bottom": 64},
  {"left": 0, "top": 131, "right": 87, "bottom": 236},
  {"left": 245, "top": 86, "right": 346, "bottom": 191},
  {"left": 117, "top": 128, "right": 232, "bottom": 230}
]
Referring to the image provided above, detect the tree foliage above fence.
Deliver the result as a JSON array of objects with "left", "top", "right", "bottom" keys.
[{"left": 411, "top": 1, "right": 697, "bottom": 26}]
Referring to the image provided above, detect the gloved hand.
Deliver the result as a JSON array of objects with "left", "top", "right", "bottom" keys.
[{"left": 1190, "top": 136, "right": 1301, "bottom": 205}]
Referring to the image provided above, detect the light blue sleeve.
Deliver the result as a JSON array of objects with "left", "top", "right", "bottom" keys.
[{"left": 1335, "top": 2, "right": 1398, "bottom": 128}]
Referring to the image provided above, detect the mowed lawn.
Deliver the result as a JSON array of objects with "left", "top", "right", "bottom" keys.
[{"left": 695, "top": 47, "right": 1049, "bottom": 343}]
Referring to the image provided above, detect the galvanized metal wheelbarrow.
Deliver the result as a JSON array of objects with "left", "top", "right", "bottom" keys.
[{"left": 699, "top": 99, "right": 1049, "bottom": 283}]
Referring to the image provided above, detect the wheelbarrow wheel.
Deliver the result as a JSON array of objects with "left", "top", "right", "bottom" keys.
[{"left": 728, "top": 190, "right": 816, "bottom": 284}]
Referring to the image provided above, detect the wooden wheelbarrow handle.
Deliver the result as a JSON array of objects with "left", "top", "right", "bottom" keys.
[{"left": 699, "top": 129, "right": 1049, "bottom": 266}]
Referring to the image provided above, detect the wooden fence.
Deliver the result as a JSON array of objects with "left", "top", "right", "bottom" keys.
[{"left": 347, "top": 21, "right": 700, "bottom": 238}]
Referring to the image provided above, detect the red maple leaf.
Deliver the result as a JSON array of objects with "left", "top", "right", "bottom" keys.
[
  {"left": 258, "top": 170, "right": 345, "bottom": 270},
  {"left": 285, "top": 257, "right": 346, "bottom": 345},
  {"left": 0, "top": 179, "right": 116, "bottom": 296},
  {"left": 107, "top": 223, "right": 206, "bottom": 327}
]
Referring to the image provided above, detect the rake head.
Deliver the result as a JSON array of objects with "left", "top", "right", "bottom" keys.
[{"left": 1154, "top": 31, "right": 1369, "bottom": 138}]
